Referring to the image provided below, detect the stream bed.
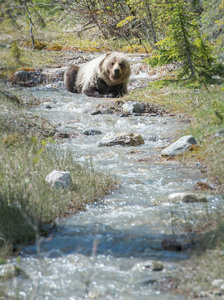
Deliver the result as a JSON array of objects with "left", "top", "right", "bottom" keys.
[{"left": 2, "top": 54, "right": 222, "bottom": 300}]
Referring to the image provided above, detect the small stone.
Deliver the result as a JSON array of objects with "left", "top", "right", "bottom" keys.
[
  {"left": 214, "top": 128, "right": 224, "bottom": 137},
  {"left": 161, "top": 135, "right": 197, "bottom": 157},
  {"left": 101, "top": 108, "right": 113, "bottom": 114},
  {"left": 148, "top": 136, "right": 158, "bottom": 142},
  {"left": 5, "top": 291, "right": 17, "bottom": 298},
  {"left": 168, "top": 192, "right": 208, "bottom": 203},
  {"left": 132, "top": 260, "right": 164, "bottom": 272},
  {"left": 83, "top": 129, "right": 102, "bottom": 136},
  {"left": 213, "top": 289, "right": 222, "bottom": 296},
  {"left": 220, "top": 284, "right": 224, "bottom": 292},
  {"left": 91, "top": 110, "right": 102, "bottom": 115},
  {"left": 45, "top": 170, "right": 72, "bottom": 189},
  {"left": 122, "top": 101, "right": 145, "bottom": 114},
  {"left": 199, "top": 291, "right": 210, "bottom": 297},
  {"left": 211, "top": 279, "right": 224, "bottom": 287},
  {"left": 43, "top": 102, "right": 55, "bottom": 109},
  {"left": 0, "top": 264, "right": 18, "bottom": 279}
]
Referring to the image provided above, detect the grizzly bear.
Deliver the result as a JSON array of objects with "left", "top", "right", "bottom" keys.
[{"left": 64, "top": 53, "right": 131, "bottom": 97}]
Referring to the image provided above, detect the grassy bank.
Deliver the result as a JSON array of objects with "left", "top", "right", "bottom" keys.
[
  {"left": 0, "top": 94, "right": 116, "bottom": 257},
  {"left": 124, "top": 80, "right": 224, "bottom": 297}
]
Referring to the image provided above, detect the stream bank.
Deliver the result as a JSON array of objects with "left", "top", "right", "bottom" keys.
[{"left": 1, "top": 53, "right": 223, "bottom": 299}]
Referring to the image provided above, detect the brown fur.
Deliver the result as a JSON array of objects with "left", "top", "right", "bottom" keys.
[
  {"left": 64, "top": 53, "right": 131, "bottom": 97},
  {"left": 64, "top": 65, "right": 79, "bottom": 93}
]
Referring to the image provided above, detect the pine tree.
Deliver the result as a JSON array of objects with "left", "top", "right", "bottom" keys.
[{"left": 154, "top": 0, "right": 217, "bottom": 80}]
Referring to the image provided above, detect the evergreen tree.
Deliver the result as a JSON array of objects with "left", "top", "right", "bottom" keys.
[{"left": 154, "top": 0, "right": 217, "bottom": 80}]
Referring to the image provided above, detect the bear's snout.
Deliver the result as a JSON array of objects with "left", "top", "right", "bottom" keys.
[{"left": 114, "top": 68, "right": 120, "bottom": 77}]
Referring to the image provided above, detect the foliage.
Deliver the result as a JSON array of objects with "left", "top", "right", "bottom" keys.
[
  {"left": 200, "top": 0, "right": 224, "bottom": 60},
  {"left": 10, "top": 41, "right": 21, "bottom": 63},
  {"left": 146, "top": 0, "right": 220, "bottom": 80},
  {"left": 1, "top": 0, "right": 223, "bottom": 69}
]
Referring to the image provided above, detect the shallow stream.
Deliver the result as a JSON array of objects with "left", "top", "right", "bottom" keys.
[{"left": 3, "top": 54, "right": 222, "bottom": 299}]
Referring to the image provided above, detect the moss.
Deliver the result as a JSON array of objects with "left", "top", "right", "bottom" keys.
[
  {"left": 22, "top": 40, "right": 47, "bottom": 50},
  {"left": 121, "top": 44, "right": 152, "bottom": 53},
  {"left": 1, "top": 133, "right": 21, "bottom": 147},
  {"left": 44, "top": 43, "right": 63, "bottom": 51}
]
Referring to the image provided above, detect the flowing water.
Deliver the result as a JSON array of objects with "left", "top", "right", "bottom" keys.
[{"left": 3, "top": 55, "right": 222, "bottom": 299}]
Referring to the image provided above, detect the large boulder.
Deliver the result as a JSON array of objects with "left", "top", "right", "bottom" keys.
[
  {"left": 161, "top": 135, "right": 197, "bottom": 157},
  {"left": 98, "top": 132, "right": 144, "bottom": 147},
  {"left": 45, "top": 170, "right": 72, "bottom": 189}
]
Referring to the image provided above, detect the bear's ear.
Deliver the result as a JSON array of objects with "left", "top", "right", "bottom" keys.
[{"left": 99, "top": 53, "right": 111, "bottom": 70}]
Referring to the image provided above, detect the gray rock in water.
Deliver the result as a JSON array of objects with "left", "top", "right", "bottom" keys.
[
  {"left": 98, "top": 132, "right": 144, "bottom": 147},
  {"left": 161, "top": 135, "right": 197, "bottom": 157},
  {"left": 83, "top": 129, "right": 102, "bottom": 136},
  {"left": 100, "top": 108, "right": 114, "bottom": 114},
  {"left": 91, "top": 110, "right": 102, "bottom": 115},
  {"left": 168, "top": 192, "right": 208, "bottom": 203},
  {"left": 45, "top": 170, "right": 72, "bottom": 188},
  {"left": 122, "top": 101, "right": 145, "bottom": 114},
  {"left": 43, "top": 102, "right": 56, "bottom": 109}
]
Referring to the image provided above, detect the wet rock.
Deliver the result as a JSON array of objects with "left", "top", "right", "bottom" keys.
[
  {"left": 98, "top": 132, "right": 144, "bottom": 147},
  {"left": 42, "top": 67, "right": 66, "bottom": 83},
  {"left": 161, "top": 135, "right": 197, "bottom": 157},
  {"left": 43, "top": 102, "right": 56, "bottom": 109},
  {"left": 161, "top": 239, "right": 183, "bottom": 251},
  {"left": 168, "top": 192, "right": 208, "bottom": 203},
  {"left": 83, "top": 129, "right": 102, "bottom": 136},
  {"left": 132, "top": 260, "right": 164, "bottom": 272},
  {"left": 9, "top": 70, "right": 45, "bottom": 87},
  {"left": 91, "top": 105, "right": 114, "bottom": 115},
  {"left": 45, "top": 170, "right": 72, "bottom": 188},
  {"left": 142, "top": 279, "right": 158, "bottom": 286},
  {"left": 100, "top": 107, "right": 114, "bottom": 114},
  {"left": 122, "top": 101, "right": 145, "bottom": 114},
  {"left": 53, "top": 132, "right": 78, "bottom": 139},
  {"left": 91, "top": 110, "right": 102, "bottom": 115},
  {"left": 148, "top": 136, "right": 158, "bottom": 142}
]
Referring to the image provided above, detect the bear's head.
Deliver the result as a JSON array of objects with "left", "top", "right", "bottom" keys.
[{"left": 100, "top": 53, "right": 131, "bottom": 86}]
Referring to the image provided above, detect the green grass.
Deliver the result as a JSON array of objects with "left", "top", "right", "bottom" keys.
[{"left": 0, "top": 94, "right": 116, "bottom": 254}]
